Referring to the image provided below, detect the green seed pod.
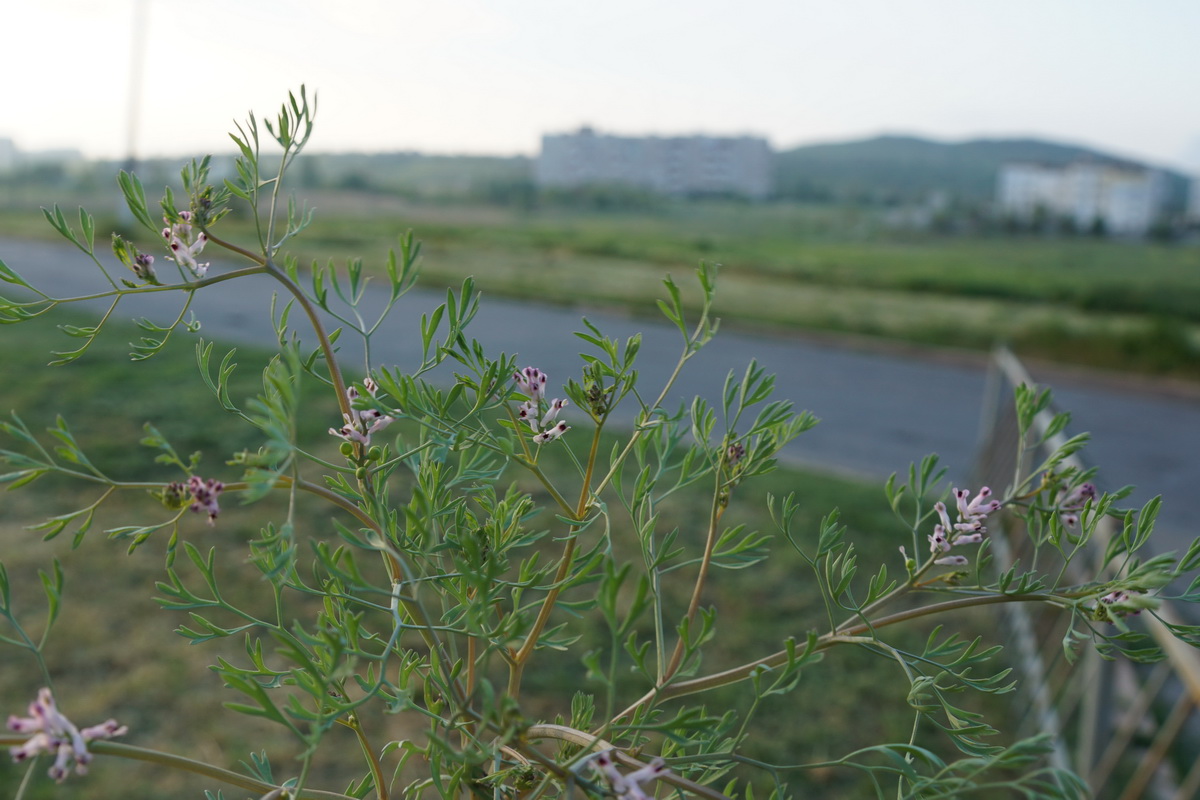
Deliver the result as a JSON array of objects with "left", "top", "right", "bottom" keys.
[
  {"left": 340, "top": 441, "right": 355, "bottom": 457},
  {"left": 355, "top": 466, "right": 368, "bottom": 481},
  {"left": 367, "top": 446, "right": 383, "bottom": 462}
]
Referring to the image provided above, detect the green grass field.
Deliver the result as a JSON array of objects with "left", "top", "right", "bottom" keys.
[
  {"left": 0, "top": 311, "right": 1017, "bottom": 799},
  {"left": 2, "top": 187, "right": 1198, "bottom": 378}
]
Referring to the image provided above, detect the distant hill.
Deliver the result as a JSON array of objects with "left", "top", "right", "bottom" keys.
[
  {"left": 773, "top": 134, "right": 1190, "bottom": 208},
  {"left": 60, "top": 135, "right": 1186, "bottom": 210}
]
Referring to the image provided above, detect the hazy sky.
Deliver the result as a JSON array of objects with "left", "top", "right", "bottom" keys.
[{"left": 4, "top": 0, "right": 1199, "bottom": 170}]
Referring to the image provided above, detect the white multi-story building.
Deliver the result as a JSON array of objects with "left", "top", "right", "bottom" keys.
[
  {"left": 537, "top": 127, "right": 772, "bottom": 199},
  {"left": 1187, "top": 176, "right": 1200, "bottom": 223},
  {"left": 0, "top": 138, "right": 17, "bottom": 174},
  {"left": 997, "top": 161, "right": 1167, "bottom": 234}
]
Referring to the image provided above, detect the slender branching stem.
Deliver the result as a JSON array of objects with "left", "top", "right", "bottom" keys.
[
  {"left": 661, "top": 475, "right": 728, "bottom": 681},
  {"left": 608, "top": 592, "right": 1056, "bottom": 725},
  {"left": 507, "top": 417, "right": 608, "bottom": 696},
  {"left": 341, "top": 713, "right": 389, "bottom": 800},
  {"left": 507, "top": 328, "right": 707, "bottom": 696},
  {"left": 0, "top": 736, "right": 354, "bottom": 800},
  {"left": 4, "top": 264, "right": 268, "bottom": 313},
  {"left": 262, "top": 258, "right": 352, "bottom": 420},
  {"left": 200, "top": 231, "right": 268, "bottom": 267},
  {"left": 575, "top": 425, "right": 603, "bottom": 513},
  {"left": 508, "top": 536, "right": 578, "bottom": 698}
]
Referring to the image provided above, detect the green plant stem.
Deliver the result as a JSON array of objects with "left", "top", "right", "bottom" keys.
[
  {"left": 0, "top": 736, "right": 353, "bottom": 799},
  {"left": 843, "top": 559, "right": 937, "bottom": 633},
  {"left": 0, "top": 601, "right": 53, "bottom": 688},
  {"left": 205, "top": 227, "right": 351, "bottom": 423},
  {"left": 517, "top": 458, "right": 576, "bottom": 518},
  {"left": 273, "top": 484, "right": 466, "bottom": 708},
  {"left": 23, "top": 465, "right": 460, "bottom": 705},
  {"left": 607, "top": 592, "right": 1057, "bottom": 725},
  {"left": 210, "top": 229, "right": 452, "bottom": 715},
  {"left": 661, "top": 476, "right": 727, "bottom": 681},
  {"left": 5, "top": 263, "right": 270, "bottom": 311},
  {"left": 508, "top": 537, "right": 578, "bottom": 698},
  {"left": 263, "top": 258, "right": 353, "bottom": 420},
  {"left": 12, "top": 760, "right": 36, "bottom": 800},
  {"left": 504, "top": 404, "right": 575, "bottom": 516},
  {"left": 591, "top": 353, "right": 691, "bottom": 499},
  {"left": 266, "top": 145, "right": 291, "bottom": 254},
  {"left": 575, "top": 425, "right": 603, "bottom": 512},
  {"left": 204, "top": 230, "right": 269, "bottom": 266},
  {"left": 508, "top": 331, "right": 707, "bottom": 697},
  {"left": 507, "top": 423, "right": 606, "bottom": 697},
  {"left": 342, "top": 714, "right": 389, "bottom": 800}
]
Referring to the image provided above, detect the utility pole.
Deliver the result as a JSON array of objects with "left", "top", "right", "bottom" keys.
[{"left": 121, "top": 0, "right": 149, "bottom": 227}]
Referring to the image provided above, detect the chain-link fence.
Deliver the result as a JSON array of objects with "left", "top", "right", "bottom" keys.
[{"left": 974, "top": 347, "right": 1200, "bottom": 799}]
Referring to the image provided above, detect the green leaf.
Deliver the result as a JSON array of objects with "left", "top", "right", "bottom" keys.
[{"left": 117, "top": 170, "right": 158, "bottom": 232}]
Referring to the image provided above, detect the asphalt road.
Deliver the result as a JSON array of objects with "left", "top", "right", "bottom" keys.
[{"left": 2, "top": 236, "right": 1196, "bottom": 548}]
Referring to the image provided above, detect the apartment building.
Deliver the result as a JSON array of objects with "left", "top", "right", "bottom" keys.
[
  {"left": 537, "top": 127, "right": 772, "bottom": 199},
  {"left": 997, "top": 161, "right": 1167, "bottom": 235}
]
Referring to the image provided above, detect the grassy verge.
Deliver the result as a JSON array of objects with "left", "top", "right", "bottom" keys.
[{"left": 0, "top": 309, "right": 1024, "bottom": 798}]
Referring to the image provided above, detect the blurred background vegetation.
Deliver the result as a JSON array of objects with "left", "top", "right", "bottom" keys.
[{"left": 2, "top": 138, "right": 1197, "bottom": 380}]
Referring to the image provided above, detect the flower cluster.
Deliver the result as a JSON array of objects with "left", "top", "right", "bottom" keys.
[
  {"left": 131, "top": 252, "right": 157, "bottom": 282},
  {"left": 1057, "top": 481, "right": 1097, "bottom": 527},
  {"left": 1096, "top": 588, "right": 1157, "bottom": 621},
  {"left": 112, "top": 234, "right": 159, "bottom": 284},
  {"left": 329, "top": 378, "right": 395, "bottom": 446},
  {"left": 7, "top": 688, "right": 127, "bottom": 783},
  {"left": 927, "top": 487, "right": 1001, "bottom": 566},
  {"left": 165, "top": 475, "right": 225, "bottom": 524},
  {"left": 591, "top": 750, "right": 670, "bottom": 800},
  {"left": 514, "top": 367, "right": 570, "bottom": 444},
  {"left": 162, "top": 211, "right": 209, "bottom": 279}
]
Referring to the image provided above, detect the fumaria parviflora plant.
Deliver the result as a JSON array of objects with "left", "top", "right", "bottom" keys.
[{"left": 2, "top": 89, "right": 1199, "bottom": 800}]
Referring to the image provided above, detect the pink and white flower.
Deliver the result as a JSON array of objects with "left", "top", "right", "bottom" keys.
[
  {"left": 161, "top": 210, "right": 209, "bottom": 279},
  {"left": 591, "top": 750, "right": 670, "bottom": 800},
  {"left": 513, "top": 367, "right": 570, "bottom": 445},
  {"left": 513, "top": 367, "right": 548, "bottom": 402},
  {"left": 927, "top": 489, "right": 1002, "bottom": 566},
  {"left": 533, "top": 421, "right": 570, "bottom": 444},
  {"left": 329, "top": 378, "right": 396, "bottom": 447},
  {"left": 1058, "top": 482, "right": 1097, "bottom": 527},
  {"left": 955, "top": 487, "right": 1001, "bottom": 521},
  {"left": 1097, "top": 588, "right": 1157, "bottom": 620},
  {"left": 187, "top": 475, "right": 224, "bottom": 524},
  {"left": 164, "top": 476, "right": 225, "bottom": 524},
  {"left": 7, "top": 688, "right": 127, "bottom": 782}
]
